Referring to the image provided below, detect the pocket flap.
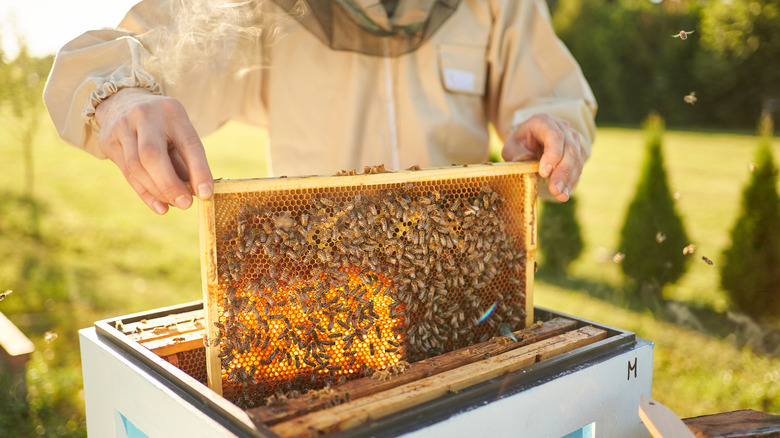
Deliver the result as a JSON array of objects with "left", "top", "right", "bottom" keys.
[{"left": 437, "top": 43, "right": 487, "bottom": 96}]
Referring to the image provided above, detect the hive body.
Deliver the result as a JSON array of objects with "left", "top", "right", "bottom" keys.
[{"left": 199, "top": 163, "right": 538, "bottom": 407}]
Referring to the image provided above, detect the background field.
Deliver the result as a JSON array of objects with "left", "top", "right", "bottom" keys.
[{"left": 1, "top": 117, "right": 779, "bottom": 436}]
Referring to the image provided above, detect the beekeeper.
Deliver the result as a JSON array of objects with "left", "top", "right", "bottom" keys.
[{"left": 43, "top": 0, "right": 596, "bottom": 215}]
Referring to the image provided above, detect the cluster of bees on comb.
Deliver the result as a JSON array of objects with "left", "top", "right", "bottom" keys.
[{"left": 212, "top": 178, "right": 527, "bottom": 408}]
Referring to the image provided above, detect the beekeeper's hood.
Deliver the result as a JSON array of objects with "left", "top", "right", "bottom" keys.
[{"left": 271, "top": 0, "right": 461, "bottom": 56}]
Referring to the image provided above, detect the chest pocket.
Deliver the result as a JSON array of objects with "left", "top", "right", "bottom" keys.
[
  {"left": 436, "top": 43, "right": 487, "bottom": 96},
  {"left": 435, "top": 43, "right": 489, "bottom": 164}
]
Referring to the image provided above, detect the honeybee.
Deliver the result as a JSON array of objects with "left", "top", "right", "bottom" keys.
[
  {"left": 0, "top": 290, "right": 12, "bottom": 301},
  {"left": 701, "top": 256, "right": 714, "bottom": 265},
  {"left": 682, "top": 244, "right": 696, "bottom": 255},
  {"left": 684, "top": 91, "right": 697, "bottom": 105},
  {"left": 672, "top": 30, "right": 694, "bottom": 40}
]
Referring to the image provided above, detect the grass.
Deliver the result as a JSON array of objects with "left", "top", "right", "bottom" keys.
[
  {"left": 534, "top": 125, "right": 780, "bottom": 417},
  {"left": 0, "top": 112, "right": 778, "bottom": 436}
]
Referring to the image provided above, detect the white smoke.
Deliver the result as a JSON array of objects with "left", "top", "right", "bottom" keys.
[{"left": 144, "top": 0, "right": 288, "bottom": 83}]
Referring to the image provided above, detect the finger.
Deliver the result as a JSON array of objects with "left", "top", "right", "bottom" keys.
[
  {"left": 120, "top": 129, "right": 170, "bottom": 205},
  {"left": 548, "top": 134, "right": 585, "bottom": 202},
  {"left": 502, "top": 137, "right": 538, "bottom": 162},
  {"left": 103, "top": 137, "right": 170, "bottom": 215},
  {"left": 136, "top": 125, "right": 194, "bottom": 210},
  {"left": 169, "top": 149, "right": 190, "bottom": 182},
  {"left": 511, "top": 115, "right": 566, "bottom": 178},
  {"left": 502, "top": 124, "right": 543, "bottom": 162},
  {"left": 125, "top": 171, "right": 171, "bottom": 215},
  {"left": 168, "top": 101, "right": 213, "bottom": 200},
  {"left": 536, "top": 118, "right": 568, "bottom": 179}
]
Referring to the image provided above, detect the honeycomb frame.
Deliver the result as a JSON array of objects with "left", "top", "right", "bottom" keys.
[{"left": 198, "top": 162, "right": 538, "bottom": 404}]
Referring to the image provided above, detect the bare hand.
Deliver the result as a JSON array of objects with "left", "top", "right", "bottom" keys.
[
  {"left": 95, "top": 88, "right": 213, "bottom": 214},
  {"left": 501, "top": 113, "right": 587, "bottom": 202}
]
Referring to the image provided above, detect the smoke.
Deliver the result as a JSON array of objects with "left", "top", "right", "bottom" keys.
[{"left": 144, "top": 0, "right": 287, "bottom": 84}]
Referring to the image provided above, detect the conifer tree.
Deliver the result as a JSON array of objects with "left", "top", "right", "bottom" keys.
[
  {"left": 720, "top": 113, "right": 780, "bottom": 320},
  {"left": 618, "top": 113, "right": 689, "bottom": 299},
  {"left": 538, "top": 195, "right": 584, "bottom": 274}
]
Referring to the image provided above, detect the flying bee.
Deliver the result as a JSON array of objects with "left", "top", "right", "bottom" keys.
[
  {"left": 672, "top": 30, "right": 694, "bottom": 40},
  {"left": 701, "top": 256, "right": 714, "bottom": 265},
  {"left": 684, "top": 91, "right": 697, "bottom": 105},
  {"left": 44, "top": 331, "right": 59, "bottom": 343},
  {"left": 682, "top": 244, "right": 696, "bottom": 255}
]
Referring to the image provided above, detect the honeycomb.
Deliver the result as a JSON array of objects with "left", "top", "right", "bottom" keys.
[
  {"left": 200, "top": 163, "right": 537, "bottom": 408},
  {"left": 163, "top": 347, "right": 208, "bottom": 385}
]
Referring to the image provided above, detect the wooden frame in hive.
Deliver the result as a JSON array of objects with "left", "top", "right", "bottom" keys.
[{"left": 198, "top": 162, "right": 538, "bottom": 403}]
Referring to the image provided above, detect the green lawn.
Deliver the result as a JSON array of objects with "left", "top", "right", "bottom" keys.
[
  {"left": 0, "top": 116, "right": 778, "bottom": 436},
  {"left": 536, "top": 126, "right": 780, "bottom": 417}
]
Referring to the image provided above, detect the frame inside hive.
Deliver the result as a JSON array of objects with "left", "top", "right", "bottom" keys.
[{"left": 198, "top": 162, "right": 538, "bottom": 406}]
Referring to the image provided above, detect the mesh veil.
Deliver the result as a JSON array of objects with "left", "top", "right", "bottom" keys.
[{"left": 271, "top": 0, "right": 461, "bottom": 57}]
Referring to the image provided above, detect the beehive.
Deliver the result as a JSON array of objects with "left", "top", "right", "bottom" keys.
[{"left": 199, "top": 162, "right": 538, "bottom": 408}]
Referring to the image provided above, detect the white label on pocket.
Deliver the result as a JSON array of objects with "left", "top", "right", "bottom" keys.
[{"left": 443, "top": 68, "right": 476, "bottom": 93}]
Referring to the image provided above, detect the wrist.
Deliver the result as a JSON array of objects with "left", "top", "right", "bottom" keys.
[
  {"left": 94, "top": 87, "right": 152, "bottom": 128},
  {"left": 83, "top": 77, "right": 163, "bottom": 133}
]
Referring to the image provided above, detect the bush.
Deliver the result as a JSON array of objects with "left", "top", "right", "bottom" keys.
[
  {"left": 618, "top": 114, "right": 690, "bottom": 300},
  {"left": 720, "top": 114, "right": 780, "bottom": 321},
  {"left": 538, "top": 195, "right": 584, "bottom": 274}
]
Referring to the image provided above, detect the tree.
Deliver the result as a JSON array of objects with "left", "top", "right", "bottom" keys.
[
  {"left": 720, "top": 113, "right": 780, "bottom": 320},
  {"left": 695, "top": 0, "right": 780, "bottom": 130},
  {"left": 618, "top": 113, "right": 690, "bottom": 301},
  {"left": 0, "top": 41, "right": 50, "bottom": 200},
  {"left": 538, "top": 195, "right": 584, "bottom": 274}
]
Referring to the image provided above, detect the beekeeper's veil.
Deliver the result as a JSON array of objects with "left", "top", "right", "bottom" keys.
[{"left": 271, "top": 0, "right": 461, "bottom": 56}]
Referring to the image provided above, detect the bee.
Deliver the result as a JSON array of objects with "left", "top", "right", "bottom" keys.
[
  {"left": 656, "top": 232, "right": 667, "bottom": 243},
  {"left": 701, "top": 256, "right": 714, "bottom": 265},
  {"left": 44, "top": 332, "right": 59, "bottom": 343},
  {"left": 172, "top": 336, "right": 185, "bottom": 343},
  {"left": 672, "top": 30, "right": 694, "bottom": 40},
  {"left": 684, "top": 91, "right": 697, "bottom": 105},
  {"left": 682, "top": 244, "right": 696, "bottom": 255}
]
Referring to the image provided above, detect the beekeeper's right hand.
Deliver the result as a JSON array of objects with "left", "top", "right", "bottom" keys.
[{"left": 95, "top": 87, "right": 214, "bottom": 215}]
